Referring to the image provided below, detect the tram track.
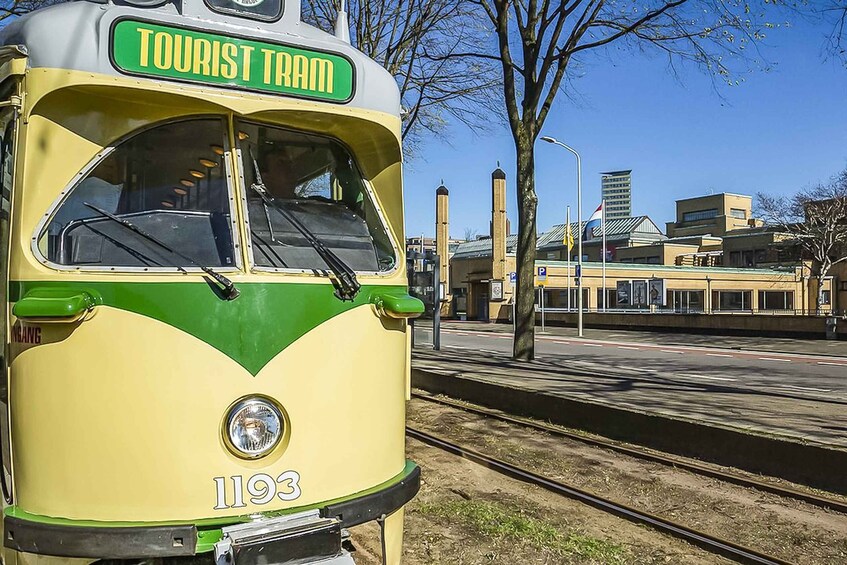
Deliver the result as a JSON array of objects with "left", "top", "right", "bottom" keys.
[
  {"left": 411, "top": 391, "right": 847, "bottom": 515},
  {"left": 406, "top": 426, "right": 794, "bottom": 565}
]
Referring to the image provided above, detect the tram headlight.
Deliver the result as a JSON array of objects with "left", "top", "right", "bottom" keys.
[{"left": 224, "top": 397, "right": 284, "bottom": 459}]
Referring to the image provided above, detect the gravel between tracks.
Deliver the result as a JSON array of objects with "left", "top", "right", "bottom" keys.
[
  {"left": 353, "top": 395, "right": 847, "bottom": 563},
  {"left": 350, "top": 438, "right": 729, "bottom": 564},
  {"left": 350, "top": 395, "right": 847, "bottom": 563}
]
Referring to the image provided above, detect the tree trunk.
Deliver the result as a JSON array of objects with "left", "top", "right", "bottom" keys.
[{"left": 513, "top": 131, "right": 538, "bottom": 361}]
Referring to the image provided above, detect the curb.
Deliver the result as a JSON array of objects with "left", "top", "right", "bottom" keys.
[{"left": 411, "top": 368, "right": 847, "bottom": 496}]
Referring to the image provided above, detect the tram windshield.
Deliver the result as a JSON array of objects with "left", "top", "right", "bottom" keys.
[
  {"left": 238, "top": 122, "right": 396, "bottom": 272},
  {"left": 36, "top": 118, "right": 395, "bottom": 274},
  {"left": 39, "top": 119, "right": 236, "bottom": 269}
]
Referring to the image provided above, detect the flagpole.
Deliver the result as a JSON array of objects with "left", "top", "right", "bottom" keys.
[
  {"left": 602, "top": 200, "right": 607, "bottom": 312},
  {"left": 566, "top": 206, "right": 571, "bottom": 312}
]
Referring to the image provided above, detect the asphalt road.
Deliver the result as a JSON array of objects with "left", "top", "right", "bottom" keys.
[
  {"left": 413, "top": 325, "right": 847, "bottom": 402},
  {"left": 412, "top": 324, "right": 847, "bottom": 446}
]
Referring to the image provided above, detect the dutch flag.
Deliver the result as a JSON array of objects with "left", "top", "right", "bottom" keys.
[{"left": 583, "top": 203, "right": 603, "bottom": 240}]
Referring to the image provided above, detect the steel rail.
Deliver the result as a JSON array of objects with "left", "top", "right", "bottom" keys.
[
  {"left": 407, "top": 426, "right": 794, "bottom": 565},
  {"left": 411, "top": 392, "right": 847, "bottom": 515}
]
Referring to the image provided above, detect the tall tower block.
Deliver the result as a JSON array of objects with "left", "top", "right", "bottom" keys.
[{"left": 601, "top": 170, "right": 632, "bottom": 220}]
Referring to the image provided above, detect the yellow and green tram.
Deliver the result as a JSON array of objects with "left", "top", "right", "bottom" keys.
[{"left": 0, "top": 0, "right": 422, "bottom": 562}]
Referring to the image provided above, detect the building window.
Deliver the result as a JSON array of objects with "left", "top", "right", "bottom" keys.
[
  {"left": 758, "top": 291, "right": 794, "bottom": 311},
  {"left": 597, "top": 288, "right": 616, "bottom": 309},
  {"left": 671, "top": 290, "right": 704, "bottom": 313},
  {"left": 729, "top": 251, "right": 741, "bottom": 267},
  {"left": 713, "top": 290, "right": 752, "bottom": 311},
  {"left": 682, "top": 209, "right": 718, "bottom": 223},
  {"left": 820, "top": 290, "right": 832, "bottom": 305},
  {"left": 730, "top": 208, "right": 747, "bottom": 219},
  {"left": 552, "top": 288, "right": 590, "bottom": 310}
]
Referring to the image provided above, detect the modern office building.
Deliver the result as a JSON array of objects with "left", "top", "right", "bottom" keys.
[{"left": 601, "top": 170, "right": 632, "bottom": 220}]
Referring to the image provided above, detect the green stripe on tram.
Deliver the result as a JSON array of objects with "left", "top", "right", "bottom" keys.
[{"left": 10, "top": 281, "right": 410, "bottom": 376}]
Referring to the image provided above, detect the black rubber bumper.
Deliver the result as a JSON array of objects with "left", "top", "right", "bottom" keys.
[{"left": 4, "top": 464, "right": 421, "bottom": 559}]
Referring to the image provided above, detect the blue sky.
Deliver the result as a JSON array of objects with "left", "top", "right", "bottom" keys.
[{"left": 402, "top": 15, "right": 847, "bottom": 240}]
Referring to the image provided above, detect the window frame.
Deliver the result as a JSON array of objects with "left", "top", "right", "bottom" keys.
[
  {"left": 203, "top": 0, "right": 284, "bottom": 24},
  {"left": 32, "top": 116, "right": 242, "bottom": 273},
  {"left": 0, "top": 81, "right": 17, "bottom": 507},
  {"left": 233, "top": 119, "right": 400, "bottom": 277}
]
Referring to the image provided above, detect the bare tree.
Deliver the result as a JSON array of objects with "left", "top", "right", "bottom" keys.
[
  {"left": 758, "top": 169, "right": 847, "bottom": 312},
  {"left": 467, "top": 0, "right": 788, "bottom": 360},
  {"left": 0, "top": 0, "right": 65, "bottom": 23},
  {"left": 303, "top": 0, "right": 500, "bottom": 150},
  {"left": 818, "top": 1, "right": 847, "bottom": 65},
  {"left": 463, "top": 227, "right": 480, "bottom": 241}
]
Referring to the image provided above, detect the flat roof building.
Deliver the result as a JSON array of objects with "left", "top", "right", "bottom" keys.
[
  {"left": 601, "top": 170, "right": 632, "bottom": 220},
  {"left": 666, "top": 193, "right": 759, "bottom": 238}
]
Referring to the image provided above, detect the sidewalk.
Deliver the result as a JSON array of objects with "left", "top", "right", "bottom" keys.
[
  {"left": 412, "top": 346, "right": 847, "bottom": 494},
  {"left": 412, "top": 346, "right": 847, "bottom": 448},
  {"left": 437, "top": 320, "right": 847, "bottom": 358}
]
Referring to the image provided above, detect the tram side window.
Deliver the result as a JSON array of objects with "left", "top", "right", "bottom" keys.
[
  {"left": 238, "top": 122, "right": 396, "bottom": 272},
  {"left": 39, "top": 119, "right": 236, "bottom": 269}
]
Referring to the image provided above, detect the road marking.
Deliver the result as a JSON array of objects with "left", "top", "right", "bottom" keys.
[
  {"left": 581, "top": 343, "right": 603, "bottom": 348},
  {"left": 617, "top": 346, "right": 640, "bottom": 351},
  {"left": 661, "top": 350, "right": 683, "bottom": 354},
  {"left": 778, "top": 384, "right": 832, "bottom": 393},
  {"left": 818, "top": 362, "right": 847, "bottom": 367},
  {"left": 706, "top": 353, "right": 734, "bottom": 358},
  {"left": 680, "top": 374, "right": 737, "bottom": 382},
  {"left": 758, "top": 357, "right": 791, "bottom": 362}
]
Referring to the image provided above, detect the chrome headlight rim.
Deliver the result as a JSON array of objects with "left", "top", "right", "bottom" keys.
[{"left": 222, "top": 395, "right": 285, "bottom": 460}]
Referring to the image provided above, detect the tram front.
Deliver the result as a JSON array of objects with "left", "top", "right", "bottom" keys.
[{"left": 0, "top": 0, "right": 421, "bottom": 563}]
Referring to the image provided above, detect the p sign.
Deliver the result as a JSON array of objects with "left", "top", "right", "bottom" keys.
[
  {"left": 537, "top": 266, "right": 548, "bottom": 287},
  {"left": 509, "top": 272, "right": 517, "bottom": 285}
]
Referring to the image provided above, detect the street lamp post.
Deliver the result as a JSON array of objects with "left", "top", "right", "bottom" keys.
[{"left": 541, "top": 136, "right": 584, "bottom": 337}]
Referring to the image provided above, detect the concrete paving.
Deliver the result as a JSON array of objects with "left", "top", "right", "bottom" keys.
[{"left": 412, "top": 325, "right": 847, "bottom": 449}]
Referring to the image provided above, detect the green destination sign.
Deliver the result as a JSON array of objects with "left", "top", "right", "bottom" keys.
[{"left": 111, "top": 20, "right": 355, "bottom": 103}]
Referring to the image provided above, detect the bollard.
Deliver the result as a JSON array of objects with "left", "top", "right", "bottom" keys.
[{"left": 826, "top": 317, "right": 838, "bottom": 340}]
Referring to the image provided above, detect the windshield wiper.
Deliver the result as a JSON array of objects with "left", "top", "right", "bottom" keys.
[
  {"left": 248, "top": 154, "right": 360, "bottom": 301},
  {"left": 83, "top": 203, "right": 240, "bottom": 301},
  {"left": 81, "top": 222, "right": 170, "bottom": 270}
]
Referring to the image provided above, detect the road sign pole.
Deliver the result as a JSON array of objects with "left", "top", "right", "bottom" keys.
[{"left": 541, "top": 286, "right": 546, "bottom": 333}]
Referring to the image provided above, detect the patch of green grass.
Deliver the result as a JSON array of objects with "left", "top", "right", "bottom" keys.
[{"left": 419, "top": 499, "right": 627, "bottom": 563}]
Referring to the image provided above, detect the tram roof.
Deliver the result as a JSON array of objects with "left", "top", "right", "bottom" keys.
[{"left": 0, "top": 0, "right": 400, "bottom": 116}]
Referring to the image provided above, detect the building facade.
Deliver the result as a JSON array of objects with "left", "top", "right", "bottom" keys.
[
  {"left": 601, "top": 170, "right": 632, "bottom": 220},
  {"left": 666, "top": 193, "right": 760, "bottom": 238},
  {"left": 441, "top": 170, "right": 839, "bottom": 323}
]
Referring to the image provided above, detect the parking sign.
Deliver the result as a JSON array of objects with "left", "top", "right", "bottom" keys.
[{"left": 537, "top": 266, "right": 547, "bottom": 281}]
